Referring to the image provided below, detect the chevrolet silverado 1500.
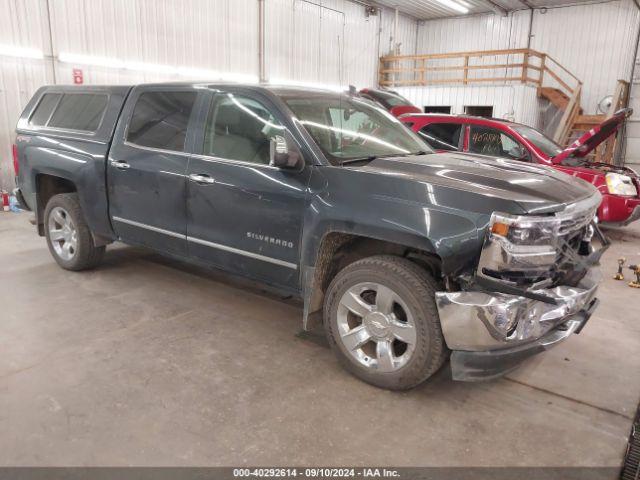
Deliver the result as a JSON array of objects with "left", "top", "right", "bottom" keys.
[{"left": 13, "top": 83, "right": 605, "bottom": 389}]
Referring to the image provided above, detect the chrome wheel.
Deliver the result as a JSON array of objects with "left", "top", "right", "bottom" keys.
[
  {"left": 336, "top": 282, "right": 417, "bottom": 372},
  {"left": 48, "top": 206, "right": 78, "bottom": 261}
]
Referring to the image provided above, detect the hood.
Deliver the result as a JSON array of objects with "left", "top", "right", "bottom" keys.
[
  {"left": 357, "top": 152, "right": 598, "bottom": 214},
  {"left": 553, "top": 108, "right": 632, "bottom": 164}
]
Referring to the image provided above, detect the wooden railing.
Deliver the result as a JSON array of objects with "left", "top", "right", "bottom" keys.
[
  {"left": 379, "top": 48, "right": 581, "bottom": 105},
  {"left": 379, "top": 48, "right": 583, "bottom": 148}
]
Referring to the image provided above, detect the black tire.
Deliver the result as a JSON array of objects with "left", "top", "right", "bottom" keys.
[
  {"left": 323, "top": 255, "right": 448, "bottom": 390},
  {"left": 44, "top": 193, "right": 105, "bottom": 271}
]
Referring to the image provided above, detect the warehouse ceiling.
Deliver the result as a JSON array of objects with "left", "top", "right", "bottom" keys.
[{"left": 371, "top": 0, "right": 608, "bottom": 20}]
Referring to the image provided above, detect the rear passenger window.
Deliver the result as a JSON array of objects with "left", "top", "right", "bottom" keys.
[
  {"left": 127, "top": 91, "right": 197, "bottom": 152},
  {"left": 29, "top": 93, "right": 62, "bottom": 126},
  {"left": 48, "top": 94, "right": 108, "bottom": 131},
  {"left": 418, "top": 123, "right": 462, "bottom": 151}
]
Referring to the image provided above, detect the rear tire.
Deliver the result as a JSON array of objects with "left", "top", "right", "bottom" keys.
[
  {"left": 44, "top": 193, "right": 105, "bottom": 271},
  {"left": 323, "top": 255, "right": 448, "bottom": 390}
]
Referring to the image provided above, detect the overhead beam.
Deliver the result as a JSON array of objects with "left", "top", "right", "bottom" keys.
[{"left": 485, "top": 0, "right": 508, "bottom": 16}]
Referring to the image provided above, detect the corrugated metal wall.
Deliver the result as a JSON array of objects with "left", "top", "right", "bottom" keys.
[
  {"left": 528, "top": 1, "right": 639, "bottom": 114},
  {"left": 0, "top": 0, "right": 418, "bottom": 190},
  {"left": 396, "top": 84, "right": 542, "bottom": 128},
  {"left": 625, "top": 43, "right": 640, "bottom": 167},
  {"left": 0, "top": 0, "right": 53, "bottom": 193},
  {"left": 415, "top": 0, "right": 640, "bottom": 120},
  {"left": 2, "top": 0, "right": 639, "bottom": 189}
]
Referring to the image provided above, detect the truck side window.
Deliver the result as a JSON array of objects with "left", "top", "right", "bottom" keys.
[
  {"left": 203, "top": 93, "right": 285, "bottom": 165},
  {"left": 48, "top": 94, "right": 108, "bottom": 132},
  {"left": 469, "top": 126, "right": 525, "bottom": 160},
  {"left": 29, "top": 93, "right": 62, "bottom": 126},
  {"left": 418, "top": 123, "right": 462, "bottom": 151},
  {"left": 127, "top": 91, "right": 197, "bottom": 152}
]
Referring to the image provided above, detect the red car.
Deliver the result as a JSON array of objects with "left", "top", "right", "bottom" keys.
[
  {"left": 359, "top": 88, "right": 422, "bottom": 118},
  {"left": 400, "top": 110, "right": 640, "bottom": 227}
]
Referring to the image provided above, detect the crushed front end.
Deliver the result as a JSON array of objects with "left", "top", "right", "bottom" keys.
[{"left": 436, "top": 193, "right": 606, "bottom": 381}]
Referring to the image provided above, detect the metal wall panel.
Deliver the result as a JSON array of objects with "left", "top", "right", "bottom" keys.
[
  {"left": 265, "top": 0, "right": 382, "bottom": 88},
  {"left": 415, "top": 1, "right": 639, "bottom": 116},
  {"left": 0, "top": 0, "right": 53, "bottom": 192},
  {"left": 378, "top": 7, "right": 418, "bottom": 57},
  {"left": 395, "top": 84, "right": 542, "bottom": 128},
  {"left": 416, "top": 10, "right": 529, "bottom": 53},
  {"left": 528, "top": 0, "right": 639, "bottom": 114},
  {"left": 50, "top": 0, "right": 259, "bottom": 83},
  {"left": 624, "top": 38, "right": 640, "bottom": 167}
]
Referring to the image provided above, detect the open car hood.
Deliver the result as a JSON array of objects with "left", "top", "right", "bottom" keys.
[{"left": 552, "top": 108, "right": 632, "bottom": 164}]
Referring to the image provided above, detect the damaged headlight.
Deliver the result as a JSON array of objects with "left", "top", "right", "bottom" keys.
[
  {"left": 479, "top": 212, "right": 565, "bottom": 285},
  {"left": 606, "top": 173, "right": 637, "bottom": 196},
  {"left": 490, "top": 212, "right": 557, "bottom": 246}
]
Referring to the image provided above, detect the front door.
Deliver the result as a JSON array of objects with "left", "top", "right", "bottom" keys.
[
  {"left": 466, "top": 124, "right": 530, "bottom": 161},
  {"left": 186, "top": 89, "right": 311, "bottom": 290},
  {"left": 108, "top": 87, "right": 199, "bottom": 255}
]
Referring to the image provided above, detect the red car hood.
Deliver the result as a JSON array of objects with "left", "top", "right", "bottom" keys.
[{"left": 552, "top": 108, "right": 632, "bottom": 164}]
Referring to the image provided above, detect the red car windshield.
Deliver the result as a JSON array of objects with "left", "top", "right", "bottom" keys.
[{"left": 512, "top": 125, "right": 563, "bottom": 159}]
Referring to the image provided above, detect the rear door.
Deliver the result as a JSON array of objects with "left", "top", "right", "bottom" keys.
[
  {"left": 185, "top": 88, "right": 311, "bottom": 290},
  {"left": 107, "top": 86, "right": 199, "bottom": 255}
]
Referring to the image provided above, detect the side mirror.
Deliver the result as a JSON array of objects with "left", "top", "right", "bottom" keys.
[{"left": 269, "top": 135, "right": 302, "bottom": 169}]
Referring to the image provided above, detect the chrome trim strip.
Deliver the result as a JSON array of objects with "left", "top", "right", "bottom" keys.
[
  {"left": 122, "top": 140, "right": 192, "bottom": 157},
  {"left": 111, "top": 216, "right": 297, "bottom": 269},
  {"left": 188, "top": 236, "right": 297, "bottom": 269},
  {"left": 190, "top": 153, "right": 281, "bottom": 170},
  {"left": 112, "top": 216, "right": 186, "bottom": 239}
]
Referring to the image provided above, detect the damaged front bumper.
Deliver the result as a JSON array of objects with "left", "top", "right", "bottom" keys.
[{"left": 435, "top": 267, "right": 601, "bottom": 381}]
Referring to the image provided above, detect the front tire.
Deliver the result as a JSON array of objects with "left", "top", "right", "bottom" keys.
[
  {"left": 44, "top": 193, "right": 105, "bottom": 271},
  {"left": 324, "top": 255, "right": 448, "bottom": 390}
]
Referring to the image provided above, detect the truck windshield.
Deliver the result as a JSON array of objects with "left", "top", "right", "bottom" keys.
[
  {"left": 512, "top": 125, "right": 563, "bottom": 158},
  {"left": 282, "top": 93, "right": 432, "bottom": 165}
]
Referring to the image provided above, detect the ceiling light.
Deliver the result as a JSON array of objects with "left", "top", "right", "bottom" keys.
[
  {"left": 0, "top": 44, "right": 44, "bottom": 60},
  {"left": 435, "top": 0, "right": 469, "bottom": 14}
]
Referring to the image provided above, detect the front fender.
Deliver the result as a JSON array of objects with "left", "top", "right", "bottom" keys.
[{"left": 299, "top": 167, "right": 487, "bottom": 329}]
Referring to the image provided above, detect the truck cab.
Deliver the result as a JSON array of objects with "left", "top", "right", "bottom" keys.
[{"left": 14, "top": 83, "right": 605, "bottom": 390}]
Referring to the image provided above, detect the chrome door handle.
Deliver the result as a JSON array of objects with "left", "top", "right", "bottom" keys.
[
  {"left": 110, "top": 160, "right": 131, "bottom": 170},
  {"left": 189, "top": 173, "right": 215, "bottom": 185}
]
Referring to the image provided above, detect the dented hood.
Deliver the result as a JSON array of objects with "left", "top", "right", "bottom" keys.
[{"left": 357, "top": 151, "right": 598, "bottom": 214}]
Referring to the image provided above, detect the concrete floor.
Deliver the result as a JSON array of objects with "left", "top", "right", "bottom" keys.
[{"left": 0, "top": 211, "right": 638, "bottom": 468}]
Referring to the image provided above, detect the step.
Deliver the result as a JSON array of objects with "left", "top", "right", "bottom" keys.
[{"left": 539, "top": 87, "right": 570, "bottom": 110}]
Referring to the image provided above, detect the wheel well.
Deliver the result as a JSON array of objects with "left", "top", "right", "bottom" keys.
[
  {"left": 304, "top": 232, "right": 441, "bottom": 328},
  {"left": 35, "top": 174, "right": 77, "bottom": 235}
]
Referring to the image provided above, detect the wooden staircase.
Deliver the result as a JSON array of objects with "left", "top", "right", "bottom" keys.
[
  {"left": 540, "top": 80, "right": 629, "bottom": 163},
  {"left": 539, "top": 87, "right": 577, "bottom": 112}
]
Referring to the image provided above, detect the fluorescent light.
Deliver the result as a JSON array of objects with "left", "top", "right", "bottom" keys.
[
  {"left": 435, "top": 0, "right": 469, "bottom": 14},
  {"left": 125, "top": 61, "right": 176, "bottom": 74},
  {"left": 58, "top": 52, "right": 124, "bottom": 69},
  {"left": 0, "top": 44, "right": 44, "bottom": 60},
  {"left": 57, "top": 51, "right": 258, "bottom": 83}
]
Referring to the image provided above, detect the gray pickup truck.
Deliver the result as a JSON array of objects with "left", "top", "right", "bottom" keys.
[{"left": 13, "top": 83, "right": 605, "bottom": 390}]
